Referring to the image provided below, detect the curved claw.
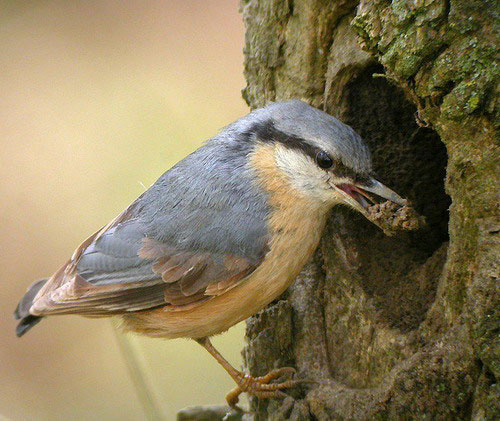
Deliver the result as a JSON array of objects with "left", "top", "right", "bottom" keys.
[
  {"left": 260, "top": 367, "right": 296, "bottom": 380},
  {"left": 225, "top": 366, "right": 301, "bottom": 410}
]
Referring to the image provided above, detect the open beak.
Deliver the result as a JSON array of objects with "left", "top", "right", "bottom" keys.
[{"left": 334, "top": 178, "right": 406, "bottom": 215}]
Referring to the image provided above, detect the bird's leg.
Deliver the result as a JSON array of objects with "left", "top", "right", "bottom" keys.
[{"left": 196, "top": 337, "right": 299, "bottom": 411}]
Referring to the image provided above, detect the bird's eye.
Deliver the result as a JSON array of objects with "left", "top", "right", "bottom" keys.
[{"left": 316, "top": 151, "right": 333, "bottom": 169}]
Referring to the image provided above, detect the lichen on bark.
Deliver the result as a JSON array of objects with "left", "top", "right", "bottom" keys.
[{"left": 239, "top": 0, "right": 499, "bottom": 420}]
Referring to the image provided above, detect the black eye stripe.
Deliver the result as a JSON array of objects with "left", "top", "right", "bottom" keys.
[
  {"left": 245, "top": 119, "right": 369, "bottom": 181},
  {"left": 246, "top": 119, "right": 319, "bottom": 161}
]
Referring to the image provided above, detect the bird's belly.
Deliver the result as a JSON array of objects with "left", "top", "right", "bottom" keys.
[
  {"left": 121, "top": 248, "right": 315, "bottom": 339},
  {"left": 121, "top": 211, "right": 327, "bottom": 339},
  {"left": 122, "top": 273, "right": 294, "bottom": 339}
]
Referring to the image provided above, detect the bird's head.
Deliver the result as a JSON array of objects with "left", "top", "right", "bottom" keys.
[{"left": 238, "top": 100, "right": 405, "bottom": 220}]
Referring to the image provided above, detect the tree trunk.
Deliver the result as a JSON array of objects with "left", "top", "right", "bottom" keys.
[{"left": 240, "top": 0, "right": 498, "bottom": 419}]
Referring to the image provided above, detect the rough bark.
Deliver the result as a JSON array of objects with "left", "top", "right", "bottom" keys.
[{"left": 240, "top": 0, "right": 499, "bottom": 420}]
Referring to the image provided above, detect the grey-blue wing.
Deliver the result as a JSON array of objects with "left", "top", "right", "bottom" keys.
[
  {"left": 29, "top": 141, "right": 270, "bottom": 316},
  {"left": 77, "top": 219, "right": 155, "bottom": 286}
]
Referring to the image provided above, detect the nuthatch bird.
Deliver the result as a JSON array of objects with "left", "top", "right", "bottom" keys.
[{"left": 15, "top": 100, "right": 406, "bottom": 409}]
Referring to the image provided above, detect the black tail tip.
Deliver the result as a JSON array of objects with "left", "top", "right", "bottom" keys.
[
  {"left": 16, "top": 315, "right": 42, "bottom": 337},
  {"left": 14, "top": 278, "right": 47, "bottom": 337}
]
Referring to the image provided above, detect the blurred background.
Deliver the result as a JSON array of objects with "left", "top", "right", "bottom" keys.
[{"left": 0, "top": 1, "right": 249, "bottom": 420}]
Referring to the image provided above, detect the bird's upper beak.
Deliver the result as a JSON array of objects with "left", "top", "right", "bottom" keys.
[{"left": 334, "top": 178, "right": 406, "bottom": 216}]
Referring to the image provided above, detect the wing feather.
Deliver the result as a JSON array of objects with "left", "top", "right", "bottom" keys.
[
  {"left": 29, "top": 140, "right": 270, "bottom": 317},
  {"left": 30, "top": 209, "right": 266, "bottom": 316}
]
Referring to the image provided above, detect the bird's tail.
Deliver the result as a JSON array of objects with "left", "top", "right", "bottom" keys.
[{"left": 14, "top": 279, "right": 47, "bottom": 337}]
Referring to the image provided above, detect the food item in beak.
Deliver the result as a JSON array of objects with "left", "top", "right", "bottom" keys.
[{"left": 366, "top": 200, "right": 426, "bottom": 236}]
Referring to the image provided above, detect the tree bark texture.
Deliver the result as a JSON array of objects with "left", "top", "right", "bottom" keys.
[{"left": 240, "top": 1, "right": 498, "bottom": 419}]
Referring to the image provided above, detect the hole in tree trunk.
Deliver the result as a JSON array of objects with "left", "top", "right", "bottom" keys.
[
  {"left": 345, "top": 65, "right": 450, "bottom": 256},
  {"left": 326, "top": 64, "right": 450, "bottom": 333},
  {"left": 320, "top": 65, "right": 451, "bottom": 389}
]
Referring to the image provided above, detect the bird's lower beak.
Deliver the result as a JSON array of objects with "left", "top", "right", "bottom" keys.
[{"left": 334, "top": 178, "right": 406, "bottom": 216}]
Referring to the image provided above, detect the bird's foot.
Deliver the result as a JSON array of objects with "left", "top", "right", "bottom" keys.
[{"left": 226, "top": 367, "right": 299, "bottom": 412}]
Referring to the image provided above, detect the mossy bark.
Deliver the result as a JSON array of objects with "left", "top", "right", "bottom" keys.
[{"left": 240, "top": 0, "right": 499, "bottom": 419}]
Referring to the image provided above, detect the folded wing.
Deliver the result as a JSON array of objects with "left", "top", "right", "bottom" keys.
[
  {"left": 30, "top": 205, "right": 266, "bottom": 317},
  {"left": 28, "top": 140, "right": 270, "bottom": 317}
]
